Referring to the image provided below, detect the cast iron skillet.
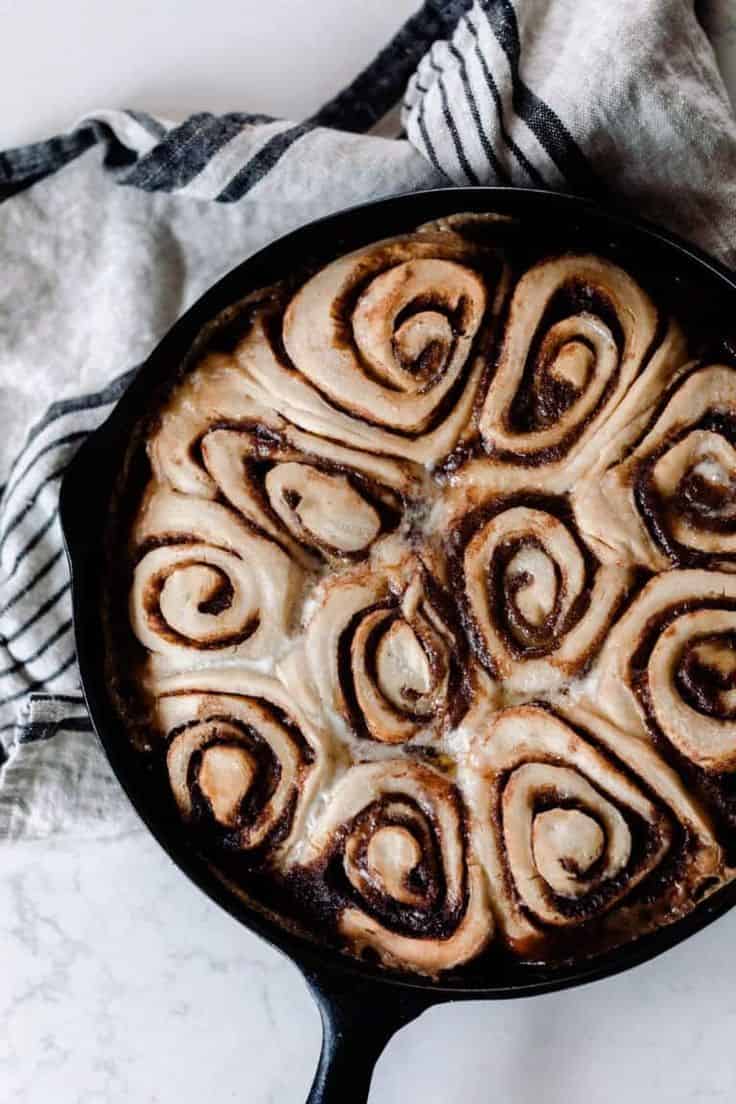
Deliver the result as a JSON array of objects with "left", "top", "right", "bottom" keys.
[{"left": 59, "top": 187, "right": 736, "bottom": 1103}]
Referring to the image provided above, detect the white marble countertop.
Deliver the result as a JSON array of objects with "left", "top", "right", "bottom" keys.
[{"left": 3, "top": 3, "right": 736, "bottom": 1102}]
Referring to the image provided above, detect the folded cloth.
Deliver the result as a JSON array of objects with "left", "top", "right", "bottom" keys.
[{"left": 1, "top": 0, "right": 735, "bottom": 841}]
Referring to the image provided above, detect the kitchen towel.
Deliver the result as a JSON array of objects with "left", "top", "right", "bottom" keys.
[{"left": 1, "top": 0, "right": 735, "bottom": 839}]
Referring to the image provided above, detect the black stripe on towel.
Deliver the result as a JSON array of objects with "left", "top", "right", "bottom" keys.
[
  {"left": 0, "top": 549, "right": 64, "bottom": 618},
  {"left": 462, "top": 11, "right": 546, "bottom": 187},
  {"left": 4, "top": 507, "right": 59, "bottom": 582},
  {"left": 416, "top": 99, "right": 449, "bottom": 180},
  {"left": 0, "top": 463, "right": 69, "bottom": 556},
  {"left": 482, "top": 0, "right": 597, "bottom": 191},
  {"left": 0, "top": 461, "right": 71, "bottom": 556},
  {"left": 217, "top": 121, "right": 315, "bottom": 202},
  {"left": 26, "top": 692, "right": 85, "bottom": 706},
  {"left": 2, "top": 581, "right": 70, "bottom": 647},
  {"left": 0, "top": 618, "right": 72, "bottom": 679},
  {"left": 18, "top": 715, "right": 93, "bottom": 744},
  {"left": 312, "top": 0, "right": 474, "bottom": 133},
  {"left": 2, "top": 430, "right": 89, "bottom": 511},
  {"left": 121, "top": 112, "right": 267, "bottom": 192},
  {"left": 0, "top": 650, "right": 77, "bottom": 709},
  {"left": 3, "top": 364, "right": 138, "bottom": 494},
  {"left": 446, "top": 41, "right": 510, "bottom": 183},
  {"left": 0, "top": 121, "right": 135, "bottom": 202},
  {"left": 125, "top": 110, "right": 168, "bottom": 139},
  {"left": 427, "top": 53, "right": 480, "bottom": 184}
]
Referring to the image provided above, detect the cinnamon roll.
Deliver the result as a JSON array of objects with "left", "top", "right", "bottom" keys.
[
  {"left": 219, "top": 230, "right": 508, "bottom": 465},
  {"left": 294, "top": 759, "right": 492, "bottom": 974},
  {"left": 151, "top": 667, "right": 329, "bottom": 859},
  {"left": 449, "top": 487, "right": 631, "bottom": 698},
  {"left": 149, "top": 369, "right": 413, "bottom": 568},
  {"left": 574, "top": 363, "right": 736, "bottom": 570},
  {"left": 107, "top": 212, "right": 736, "bottom": 978},
  {"left": 290, "top": 548, "right": 468, "bottom": 745},
  {"left": 477, "top": 255, "right": 684, "bottom": 489},
  {"left": 463, "top": 702, "right": 720, "bottom": 957},
  {"left": 129, "top": 485, "right": 301, "bottom": 673},
  {"left": 594, "top": 570, "right": 736, "bottom": 834}
]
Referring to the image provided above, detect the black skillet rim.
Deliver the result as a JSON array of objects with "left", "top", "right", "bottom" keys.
[{"left": 59, "top": 185, "right": 736, "bottom": 999}]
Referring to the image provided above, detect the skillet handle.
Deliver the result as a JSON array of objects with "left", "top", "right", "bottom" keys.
[{"left": 302, "top": 967, "right": 435, "bottom": 1104}]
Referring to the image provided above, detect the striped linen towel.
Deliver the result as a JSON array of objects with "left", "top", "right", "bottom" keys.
[{"left": 1, "top": 0, "right": 735, "bottom": 840}]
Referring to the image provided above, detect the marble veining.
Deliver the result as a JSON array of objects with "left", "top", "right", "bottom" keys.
[{"left": 3, "top": 829, "right": 736, "bottom": 1103}]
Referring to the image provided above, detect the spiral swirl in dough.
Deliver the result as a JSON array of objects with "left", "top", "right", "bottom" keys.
[
  {"left": 464, "top": 702, "right": 720, "bottom": 955},
  {"left": 595, "top": 570, "right": 736, "bottom": 775},
  {"left": 478, "top": 255, "right": 684, "bottom": 488},
  {"left": 202, "top": 425, "right": 409, "bottom": 569},
  {"left": 129, "top": 486, "right": 301, "bottom": 673},
  {"left": 574, "top": 363, "right": 736, "bottom": 570},
  {"left": 290, "top": 550, "right": 467, "bottom": 745},
  {"left": 148, "top": 368, "right": 413, "bottom": 570},
  {"left": 454, "top": 490, "right": 631, "bottom": 697},
  {"left": 152, "top": 667, "right": 329, "bottom": 857},
  {"left": 296, "top": 759, "right": 492, "bottom": 974},
  {"left": 229, "top": 231, "right": 509, "bottom": 464}
]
